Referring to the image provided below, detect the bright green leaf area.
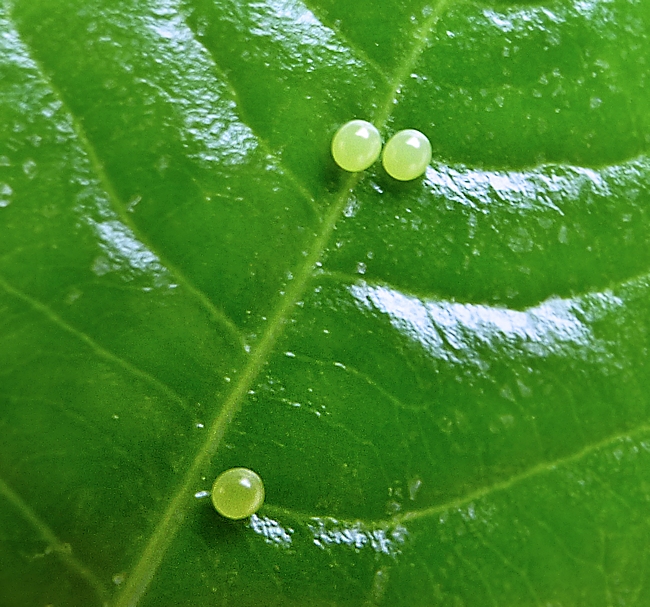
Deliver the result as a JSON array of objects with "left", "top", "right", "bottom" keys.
[{"left": 1, "top": 0, "right": 650, "bottom": 604}]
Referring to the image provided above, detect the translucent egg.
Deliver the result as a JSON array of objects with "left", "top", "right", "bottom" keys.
[
  {"left": 211, "top": 467, "right": 265, "bottom": 520},
  {"left": 382, "top": 129, "right": 432, "bottom": 181},
  {"left": 331, "top": 119, "right": 382, "bottom": 172}
]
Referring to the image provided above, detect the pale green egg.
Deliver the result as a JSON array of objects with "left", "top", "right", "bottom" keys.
[
  {"left": 211, "top": 467, "right": 265, "bottom": 520},
  {"left": 331, "top": 119, "right": 382, "bottom": 172},
  {"left": 382, "top": 129, "right": 432, "bottom": 181}
]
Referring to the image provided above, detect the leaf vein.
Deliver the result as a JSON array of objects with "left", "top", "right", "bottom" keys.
[
  {"left": 0, "top": 475, "right": 110, "bottom": 606},
  {"left": 0, "top": 273, "right": 191, "bottom": 414},
  {"left": 299, "top": 0, "right": 393, "bottom": 85},
  {"left": 1, "top": 394, "right": 158, "bottom": 483},
  {"left": 400, "top": 422, "right": 650, "bottom": 524},
  {"left": 261, "top": 420, "right": 650, "bottom": 531},
  {"left": 179, "top": 8, "right": 321, "bottom": 217},
  {"left": 375, "top": 0, "right": 454, "bottom": 122},
  {"left": 112, "top": 168, "right": 364, "bottom": 607},
  {"left": 290, "top": 353, "right": 423, "bottom": 413}
]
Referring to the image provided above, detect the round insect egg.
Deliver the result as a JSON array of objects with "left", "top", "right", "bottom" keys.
[
  {"left": 211, "top": 467, "right": 265, "bottom": 520},
  {"left": 382, "top": 129, "right": 432, "bottom": 181},
  {"left": 331, "top": 119, "right": 382, "bottom": 172}
]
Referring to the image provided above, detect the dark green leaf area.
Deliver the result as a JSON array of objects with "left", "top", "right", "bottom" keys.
[
  {"left": 0, "top": 4, "right": 244, "bottom": 600},
  {"left": 0, "top": 13, "right": 242, "bottom": 401},
  {"left": 394, "top": 0, "right": 650, "bottom": 168},
  {"left": 0, "top": 265, "right": 221, "bottom": 586}
]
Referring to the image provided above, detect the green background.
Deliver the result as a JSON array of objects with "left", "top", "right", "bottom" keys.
[{"left": 1, "top": 0, "right": 650, "bottom": 605}]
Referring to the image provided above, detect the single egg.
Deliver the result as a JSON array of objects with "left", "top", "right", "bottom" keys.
[
  {"left": 331, "top": 119, "right": 382, "bottom": 172},
  {"left": 382, "top": 129, "right": 432, "bottom": 181},
  {"left": 211, "top": 467, "right": 265, "bottom": 520}
]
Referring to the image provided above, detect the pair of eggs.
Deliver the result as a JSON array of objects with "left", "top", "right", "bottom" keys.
[{"left": 331, "top": 119, "right": 432, "bottom": 181}]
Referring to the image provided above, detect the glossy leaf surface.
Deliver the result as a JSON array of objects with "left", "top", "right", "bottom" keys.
[{"left": 1, "top": 0, "right": 650, "bottom": 605}]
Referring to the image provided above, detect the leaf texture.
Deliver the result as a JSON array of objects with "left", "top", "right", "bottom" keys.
[{"left": 1, "top": 0, "right": 650, "bottom": 605}]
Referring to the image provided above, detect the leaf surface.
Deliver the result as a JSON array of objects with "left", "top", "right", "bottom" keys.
[{"left": 1, "top": 0, "right": 650, "bottom": 605}]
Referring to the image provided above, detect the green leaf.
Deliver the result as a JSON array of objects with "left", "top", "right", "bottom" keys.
[{"left": 1, "top": 0, "right": 650, "bottom": 605}]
